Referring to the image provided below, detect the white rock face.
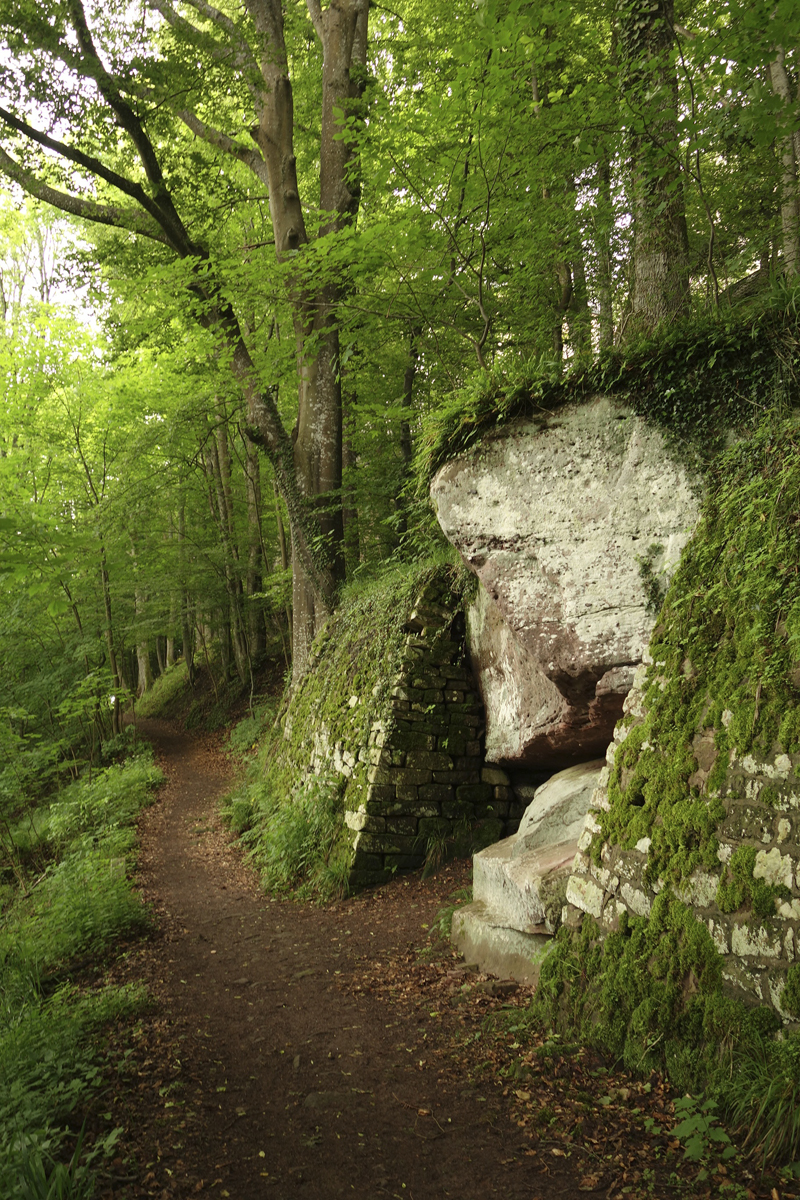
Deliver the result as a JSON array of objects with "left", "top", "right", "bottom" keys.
[
  {"left": 513, "top": 760, "right": 606, "bottom": 857},
  {"left": 431, "top": 397, "right": 702, "bottom": 764}
]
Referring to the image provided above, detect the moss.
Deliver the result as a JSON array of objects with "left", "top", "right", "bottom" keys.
[
  {"left": 784, "top": 965, "right": 800, "bottom": 1018},
  {"left": 532, "top": 891, "right": 775, "bottom": 1092},
  {"left": 593, "top": 416, "right": 800, "bottom": 892},
  {"left": 637, "top": 542, "right": 668, "bottom": 616},
  {"left": 715, "top": 845, "right": 787, "bottom": 918},
  {"left": 416, "top": 302, "right": 800, "bottom": 489}
]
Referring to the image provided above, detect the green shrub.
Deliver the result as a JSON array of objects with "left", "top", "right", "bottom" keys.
[
  {"left": 0, "top": 1127, "right": 96, "bottom": 1200},
  {"left": 531, "top": 893, "right": 754, "bottom": 1093},
  {"left": 225, "top": 703, "right": 276, "bottom": 761},
  {"left": 722, "top": 1034, "right": 800, "bottom": 1167},
  {"left": 47, "top": 754, "right": 161, "bottom": 851},
  {"left": 18, "top": 853, "right": 152, "bottom": 966},
  {"left": 0, "top": 985, "right": 143, "bottom": 1199},
  {"left": 248, "top": 770, "right": 349, "bottom": 901},
  {"left": 132, "top": 661, "right": 189, "bottom": 719}
]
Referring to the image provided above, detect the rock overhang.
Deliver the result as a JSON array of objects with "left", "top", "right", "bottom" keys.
[{"left": 430, "top": 396, "right": 704, "bottom": 767}]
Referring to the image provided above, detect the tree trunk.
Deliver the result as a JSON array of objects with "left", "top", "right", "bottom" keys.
[
  {"left": 178, "top": 492, "right": 195, "bottom": 686},
  {"left": 204, "top": 410, "right": 249, "bottom": 686},
  {"left": 553, "top": 260, "right": 572, "bottom": 362},
  {"left": 620, "top": 0, "right": 690, "bottom": 336},
  {"left": 273, "top": 481, "right": 293, "bottom": 654},
  {"left": 274, "top": 481, "right": 289, "bottom": 574},
  {"left": 594, "top": 157, "right": 615, "bottom": 348},
  {"left": 134, "top": 586, "right": 153, "bottom": 697},
  {"left": 246, "top": 0, "right": 368, "bottom": 681},
  {"left": 342, "top": 420, "right": 360, "bottom": 574},
  {"left": 396, "top": 325, "right": 422, "bottom": 536},
  {"left": 769, "top": 48, "right": 800, "bottom": 277},
  {"left": 98, "top": 544, "right": 123, "bottom": 734},
  {"left": 243, "top": 430, "right": 265, "bottom": 662},
  {"left": 569, "top": 250, "right": 591, "bottom": 356}
]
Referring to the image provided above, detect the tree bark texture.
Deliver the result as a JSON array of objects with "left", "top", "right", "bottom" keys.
[
  {"left": 203, "top": 408, "right": 250, "bottom": 686},
  {"left": 619, "top": 0, "right": 690, "bottom": 336},
  {"left": 244, "top": 0, "right": 368, "bottom": 679},
  {"left": 594, "top": 157, "right": 615, "bottom": 348},
  {"left": 243, "top": 431, "right": 265, "bottom": 662},
  {"left": 178, "top": 493, "right": 195, "bottom": 686},
  {"left": 769, "top": 48, "right": 800, "bottom": 277},
  {"left": 134, "top": 585, "right": 153, "bottom": 698}
]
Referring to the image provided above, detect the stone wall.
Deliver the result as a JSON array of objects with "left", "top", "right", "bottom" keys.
[
  {"left": 273, "top": 565, "right": 524, "bottom": 892},
  {"left": 566, "top": 660, "right": 800, "bottom": 1022},
  {"left": 346, "top": 582, "right": 525, "bottom": 888}
]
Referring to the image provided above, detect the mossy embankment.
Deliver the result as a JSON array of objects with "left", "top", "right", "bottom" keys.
[
  {"left": 600, "top": 415, "right": 800, "bottom": 886},
  {"left": 415, "top": 303, "right": 800, "bottom": 490},
  {"left": 529, "top": 414, "right": 800, "bottom": 1158}
]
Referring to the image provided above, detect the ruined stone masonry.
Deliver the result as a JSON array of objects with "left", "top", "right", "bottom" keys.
[
  {"left": 345, "top": 583, "right": 525, "bottom": 888},
  {"left": 290, "top": 574, "right": 526, "bottom": 892},
  {"left": 566, "top": 660, "right": 800, "bottom": 1022}
]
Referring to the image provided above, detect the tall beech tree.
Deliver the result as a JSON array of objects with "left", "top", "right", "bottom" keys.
[
  {"left": 0, "top": 0, "right": 366, "bottom": 678},
  {"left": 618, "top": 0, "right": 690, "bottom": 336}
]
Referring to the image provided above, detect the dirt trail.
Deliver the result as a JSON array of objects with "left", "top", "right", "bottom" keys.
[{"left": 115, "top": 718, "right": 571, "bottom": 1200}]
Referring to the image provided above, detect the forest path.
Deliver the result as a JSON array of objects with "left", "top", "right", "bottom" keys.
[{"left": 111, "top": 717, "right": 574, "bottom": 1200}]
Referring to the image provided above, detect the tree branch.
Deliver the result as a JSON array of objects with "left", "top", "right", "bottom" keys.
[
  {"left": 178, "top": 111, "right": 270, "bottom": 187},
  {"left": 183, "top": 0, "right": 254, "bottom": 55},
  {"left": 0, "top": 145, "right": 170, "bottom": 244},
  {"left": 305, "top": 0, "right": 324, "bottom": 40},
  {"left": 148, "top": 0, "right": 256, "bottom": 71},
  {"left": 0, "top": 104, "right": 172, "bottom": 230},
  {"left": 67, "top": 0, "right": 200, "bottom": 256}
]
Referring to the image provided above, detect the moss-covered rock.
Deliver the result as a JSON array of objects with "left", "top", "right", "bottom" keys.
[
  {"left": 535, "top": 414, "right": 800, "bottom": 1095},
  {"left": 533, "top": 892, "right": 780, "bottom": 1094},
  {"left": 587, "top": 414, "right": 800, "bottom": 896},
  {"left": 415, "top": 303, "right": 800, "bottom": 489}
]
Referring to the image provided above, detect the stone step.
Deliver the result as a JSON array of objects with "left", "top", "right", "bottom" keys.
[
  {"left": 451, "top": 900, "right": 550, "bottom": 988},
  {"left": 473, "top": 834, "right": 579, "bottom": 934},
  {"left": 451, "top": 760, "right": 606, "bottom": 984},
  {"left": 513, "top": 759, "right": 606, "bottom": 857}
]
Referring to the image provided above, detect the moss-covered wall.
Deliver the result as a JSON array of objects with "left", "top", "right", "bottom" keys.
[
  {"left": 264, "top": 561, "right": 522, "bottom": 891},
  {"left": 416, "top": 304, "right": 800, "bottom": 490},
  {"left": 561, "top": 415, "right": 800, "bottom": 1030}
]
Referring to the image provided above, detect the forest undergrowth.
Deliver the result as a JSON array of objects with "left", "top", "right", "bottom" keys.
[{"left": 0, "top": 749, "right": 162, "bottom": 1198}]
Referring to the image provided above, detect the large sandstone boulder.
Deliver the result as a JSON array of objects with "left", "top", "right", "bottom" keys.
[
  {"left": 431, "top": 397, "right": 702, "bottom": 766},
  {"left": 452, "top": 761, "right": 606, "bottom": 984},
  {"left": 513, "top": 759, "right": 606, "bottom": 856}
]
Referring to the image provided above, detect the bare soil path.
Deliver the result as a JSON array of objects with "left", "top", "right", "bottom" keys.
[
  {"left": 98, "top": 719, "right": 785, "bottom": 1200},
  {"left": 105, "top": 717, "right": 572, "bottom": 1200}
]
